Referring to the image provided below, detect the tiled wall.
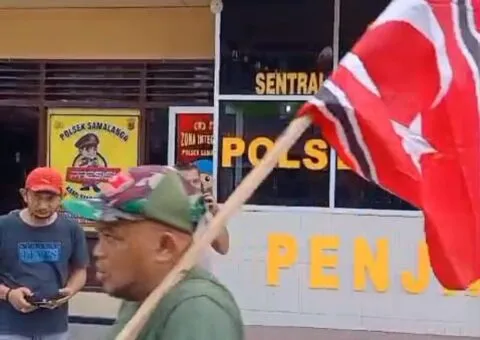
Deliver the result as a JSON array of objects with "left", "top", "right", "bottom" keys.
[{"left": 71, "top": 210, "right": 480, "bottom": 337}]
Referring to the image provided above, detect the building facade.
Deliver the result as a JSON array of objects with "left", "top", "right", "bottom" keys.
[
  {"left": 0, "top": 0, "right": 478, "bottom": 338},
  {"left": 0, "top": 1, "right": 215, "bottom": 289}
]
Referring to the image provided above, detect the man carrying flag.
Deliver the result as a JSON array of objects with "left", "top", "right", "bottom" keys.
[
  {"left": 63, "top": 165, "right": 244, "bottom": 340},
  {"left": 298, "top": 0, "right": 480, "bottom": 290}
]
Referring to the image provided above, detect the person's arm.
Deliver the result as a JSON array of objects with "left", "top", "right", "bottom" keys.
[
  {"left": 204, "top": 196, "right": 230, "bottom": 255},
  {"left": 55, "top": 224, "right": 89, "bottom": 304},
  {"left": 66, "top": 224, "right": 89, "bottom": 292},
  {"left": 0, "top": 220, "right": 12, "bottom": 301},
  {"left": 0, "top": 217, "right": 35, "bottom": 313},
  {"left": 0, "top": 284, "right": 10, "bottom": 300},
  {"left": 63, "top": 267, "right": 87, "bottom": 294},
  {"left": 212, "top": 228, "right": 230, "bottom": 255},
  {"left": 0, "top": 284, "right": 36, "bottom": 313},
  {"left": 161, "top": 297, "right": 243, "bottom": 340}
]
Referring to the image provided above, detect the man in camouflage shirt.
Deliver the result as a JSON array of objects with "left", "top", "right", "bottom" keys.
[{"left": 63, "top": 165, "right": 244, "bottom": 340}]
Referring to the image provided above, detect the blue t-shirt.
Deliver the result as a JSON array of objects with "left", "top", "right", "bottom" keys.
[{"left": 0, "top": 212, "right": 89, "bottom": 336}]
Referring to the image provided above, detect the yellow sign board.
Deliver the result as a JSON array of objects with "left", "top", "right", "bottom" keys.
[
  {"left": 48, "top": 108, "right": 139, "bottom": 207},
  {"left": 221, "top": 136, "right": 350, "bottom": 170},
  {"left": 255, "top": 72, "right": 324, "bottom": 95}
]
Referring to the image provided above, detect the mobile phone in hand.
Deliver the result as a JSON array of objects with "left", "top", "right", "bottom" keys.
[
  {"left": 48, "top": 292, "right": 67, "bottom": 302},
  {"left": 25, "top": 295, "right": 52, "bottom": 308},
  {"left": 25, "top": 293, "right": 65, "bottom": 308},
  {"left": 33, "top": 301, "right": 54, "bottom": 308},
  {"left": 203, "top": 194, "right": 214, "bottom": 204},
  {"left": 200, "top": 180, "right": 213, "bottom": 195}
]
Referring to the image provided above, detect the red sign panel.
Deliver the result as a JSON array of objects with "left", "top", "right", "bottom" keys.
[{"left": 176, "top": 113, "right": 213, "bottom": 164}]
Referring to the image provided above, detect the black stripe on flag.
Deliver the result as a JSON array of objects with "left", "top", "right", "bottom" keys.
[
  {"left": 457, "top": 1, "right": 480, "bottom": 81},
  {"left": 315, "top": 85, "right": 373, "bottom": 180}
]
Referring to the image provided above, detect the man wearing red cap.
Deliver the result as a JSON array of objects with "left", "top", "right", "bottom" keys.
[{"left": 0, "top": 167, "right": 89, "bottom": 340}]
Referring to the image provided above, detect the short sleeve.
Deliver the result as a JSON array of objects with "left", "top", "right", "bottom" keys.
[
  {"left": 162, "top": 297, "right": 243, "bottom": 340},
  {"left": 0, "top": 215, "right": 4, "bottom": 249},
  {"left": 0, "top": 214, "right": 11, "bottom": 258},
  {"left": 70, "top": 222, "right": 89, "bottom": 268},
  {"left": 0, "top": 216, "right": 5, "bottom": 274}
]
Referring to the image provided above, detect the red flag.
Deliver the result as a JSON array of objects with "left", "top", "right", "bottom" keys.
[{"left": 299, "top": 0, "right": 480, "bottom": 290}]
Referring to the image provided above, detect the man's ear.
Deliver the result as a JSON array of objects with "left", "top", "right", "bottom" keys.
[
  {"left": 154, "top": 231, "right": 190, "bottom": 263},
  {"left": 154, "top": 232, "right": 177, "bottom": 263},
  {"left": 19, "top": 188, "right": 27, "bottom": 204}
]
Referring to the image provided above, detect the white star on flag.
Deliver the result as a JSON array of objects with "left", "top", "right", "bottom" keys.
[{"left": 391, "top": 114, "right": 436, "bottom": 173}]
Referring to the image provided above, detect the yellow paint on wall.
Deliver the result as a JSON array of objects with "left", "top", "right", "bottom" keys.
[
  {"left": 0, "top": 7, "right": 214, "bottom": 59},
  {"left": 266, "top": 233, "right": 298, "bottom": 286},
  {"left": 310, "top": 235, "right": 340, "bottom": 289},
  {"left": 401, "top": 241, "right": 430, "bottom": 294},
  {"left": 353, "top": 237, "right": 389, "bottom": 292},
  {"left": 266, "top": 232, "right": 480, "bottom": 297}
]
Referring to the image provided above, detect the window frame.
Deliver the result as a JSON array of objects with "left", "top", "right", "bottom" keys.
[{"left": 214, "top": 1, "right": 420, "bottom": 217}]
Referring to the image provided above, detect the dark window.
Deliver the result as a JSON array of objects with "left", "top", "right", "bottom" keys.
[
  {"left": 220, "top": 0, "right": 335, "bottom": 95},
  {"left": 218, "top": 100, "right": 330, "bottom": 206},
  {"left": 0, "top": 107, "right": 39, "bottom": 214},
  {"left": 334, "top": 0, "right": 416, "bottom": 210},
  {"left": 339, "top": 0, "right": 392, "bottom": 58},
  {"left": 146, "top": 108, "right": 169, "bottom": 165}
]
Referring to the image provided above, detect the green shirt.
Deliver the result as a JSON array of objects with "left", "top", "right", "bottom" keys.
[{"left": 105, "top": 267, "right": 244, "bottom": 340}]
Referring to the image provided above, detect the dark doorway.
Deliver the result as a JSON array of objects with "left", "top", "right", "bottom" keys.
[{"left": 0, "top": 107, "right": 39, "bottom": 214}]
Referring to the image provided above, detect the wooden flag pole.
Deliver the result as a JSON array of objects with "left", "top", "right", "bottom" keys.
[{"left": 115, "top": 115, "right": 312, "bottom": 340}]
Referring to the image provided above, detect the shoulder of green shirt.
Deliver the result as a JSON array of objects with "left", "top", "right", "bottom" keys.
[
  {"left": 109, "top": 267, "right": 244, "bottom": 340},
  {"left": 161, "top": 295, "right": 244, "bottom": 340}
]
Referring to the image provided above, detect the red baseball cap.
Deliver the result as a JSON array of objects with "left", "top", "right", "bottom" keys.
[{"left": 25, "top": 167, "right": 64, "bottom": 195}]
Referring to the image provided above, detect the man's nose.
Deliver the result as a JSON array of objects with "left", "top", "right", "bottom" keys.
[
  {"left": 37, "top": 201, "right": 49, "bottom": 210},
  {"left": 93, "top": 240, "right": 104, "bottom": 259}
]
